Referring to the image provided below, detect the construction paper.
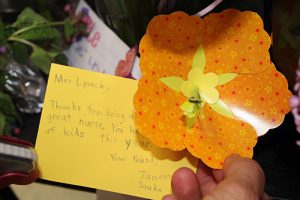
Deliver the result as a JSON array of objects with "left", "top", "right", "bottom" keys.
[
  {"left": 35, "top": 64, "right": 197, "bottom": 199},
  {"left": 134, "top": 9, "right": 291, "bottom": 169}
]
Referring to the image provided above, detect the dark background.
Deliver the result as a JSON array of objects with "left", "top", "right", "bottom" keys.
[{"left": 1, "top": 0, "right": 299, "bottom": 199}]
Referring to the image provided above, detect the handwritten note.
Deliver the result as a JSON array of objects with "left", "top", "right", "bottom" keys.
[{"left": 35, "top": 64, "right": 197, "bottom": 199}]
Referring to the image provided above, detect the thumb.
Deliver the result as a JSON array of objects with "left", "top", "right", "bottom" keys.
[{"left": 203, "top": 154, "right": 266, "bottom": 200}]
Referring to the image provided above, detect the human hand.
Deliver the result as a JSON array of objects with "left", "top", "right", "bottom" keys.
[{"left": 163, "top": 154, "right": 270, "bottom": 200}]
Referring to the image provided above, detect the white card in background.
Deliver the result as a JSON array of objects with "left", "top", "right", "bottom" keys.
[{"left": 64, "top": 0, "right": 141, "bottom": 80}]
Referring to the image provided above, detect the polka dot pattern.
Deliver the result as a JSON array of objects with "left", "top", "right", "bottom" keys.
[
  {"left": 219, "top": 62, "right": 291, "bottom": 136},
  {"left": 203, "top": 9, "right": 271, "bottom": 74},
  {"left": 185, "top": 105, "right": 257, "bottom": 169},
  {"left": 134, "top": 10, "right": 291, "bottom": 169},
  {"left": 134, "top": 12, "right": 205, "bottom": 150}
]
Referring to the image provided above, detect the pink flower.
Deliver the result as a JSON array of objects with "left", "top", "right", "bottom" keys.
[
  {"left": 291, "top": 57, "right": 300, "bottom": 147},
  {"left": 290, "top": 95, "right": 300, "bottom": 108},
  {"left": 64, "top": 4, "right": 72, "bottom": 12}
]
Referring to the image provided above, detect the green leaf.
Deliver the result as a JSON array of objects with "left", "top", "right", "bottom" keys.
[
  {"left": 36, "top": 0, "right": 53, "bottom": 21},
  {"left": 209, "top": 100, "right": 234, "bottom": 119},
  {"left": 54, "top": 53, "right": 68, "bottom": 65},
  {"left": 0, "top": 111, "right": 5, "bottom": 134},
  {"left": 47, "top": 51, "right": 59, "bottom": 59},
  {"left": 3, "top": 25, "right": 18, "bottom": 39},
  {"left": 30, "top": 47, "right": 51, "bottom": 74},
  {"left": 160, "top": 76, "right": 184, "bottom": 92},
  {"left": 11, "top": 42, "right": 30, "bottom": 64},
  {"left": 64, "top": 18, "right": 74, "bottom": 39},
  {"left": 14, "top": 7, "right": 47, "bottom": 28},
  {"left": 218, "top": 73, "right": 238, "bottom": 85},
  {"left": 0, "top": 92, "right": 17, "bottom": 117},
  {"left": 18, "top": 26, "right": 60, "bottom": 40},
  {"left": 192, "top": 45, "right": 206, "bottom": 72}
]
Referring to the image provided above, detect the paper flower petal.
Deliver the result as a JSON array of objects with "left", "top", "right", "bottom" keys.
[
  {"left": 200, "top": 87, "right": 219, "bottom": 104},
  {"left": 160, "top": 76, "right": 184, "bottom": 92},
  {"left": 218, "top": 62, "right": 291, "bottom": 136},
  {"left": 218, "top": 73, "right": 238, "bottom": 85},
  {"left": 196, "top": 72, "right": 219, "bottom": 89},
  {"left": 182, "top": 80, "right": 198, "bottom": 98},
  {"left": 134, "top": 77, "right": 187, "bottom": 150},
  {"left": 184, "top": 105, "right": 257, "bottom": 169},
  {"left": 203, "top": 9, "right": 271, "bottom": 74},
  {"left": 210, "top": 100, "right": 234, "bottom": 119},
  {"left": 192, "top": 45, "right": 206, "bottom": 71},
  {"left": 180, "top": 100, "right": 197, "bottom": 116},
  {"left": 188, "top": 68, "right": 203, "bottom": 83},
  {"left": 139, "top": 12, "right": 205, "bottom": 78}
]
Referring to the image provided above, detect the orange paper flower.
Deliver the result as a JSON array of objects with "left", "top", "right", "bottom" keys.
[{"left": 134, "top": 9, "right": 291, "bottom": 169}]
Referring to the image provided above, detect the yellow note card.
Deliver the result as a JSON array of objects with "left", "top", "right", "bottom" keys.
[{"left": 35, "top": 64, "right": 197, "bottom": 199}]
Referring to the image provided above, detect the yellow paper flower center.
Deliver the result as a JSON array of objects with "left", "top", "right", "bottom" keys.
[
  {"left": 159, "top": 45, "right": 237, "bottom": 128},
  {"left": 182, "top": 68, "right": 220, "bottom": 104}
]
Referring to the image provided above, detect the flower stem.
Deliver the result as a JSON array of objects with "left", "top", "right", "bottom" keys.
[
  {"left": 8, "top": 36, "right": 38, "bottom": 49},
  {"left": 11, "top": 21, "right": 65, "bottom": 37}
]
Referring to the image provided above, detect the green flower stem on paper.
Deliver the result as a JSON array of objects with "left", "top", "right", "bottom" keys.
[
  {"left": 160, "top": 45, "right": 237, "bottom": 128},
  {"left": 180, "top": 97, "right": 204, "bottom": 128}
]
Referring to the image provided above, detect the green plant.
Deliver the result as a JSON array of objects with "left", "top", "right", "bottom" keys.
[{"left": 0, "top": 7, "right": 87, "bottom": 134}]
